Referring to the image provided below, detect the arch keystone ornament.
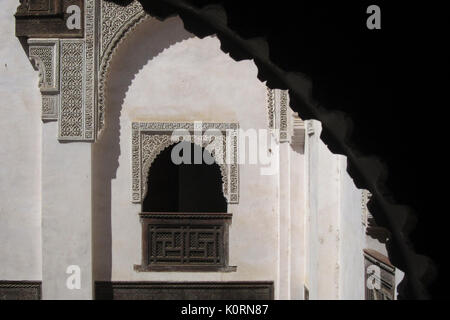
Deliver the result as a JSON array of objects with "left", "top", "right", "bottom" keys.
[{"left": 131, "top": 122, "right": 240, "bottom": 205}]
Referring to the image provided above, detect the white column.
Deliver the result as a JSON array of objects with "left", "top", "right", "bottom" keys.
[
  {"left": 305, "top": 120, "right": 319, "bottom": 299},
  {"left": 41, "top": 122, "right": 93, "bottom": 299},
  {"left": 289, "top": 136, "right": 306, "bottom": 299},
  {"left": 338, "top": 156, "right": 365, "bottom": 299},
  {"left": 316, "top": 130, "right": 340, "bottom": 299},
  {"left": 306, "top": 120, "right": 340, "bottom": 300},
  {"left": 277, "top": 142, "right": 291, "bottom": 299}
]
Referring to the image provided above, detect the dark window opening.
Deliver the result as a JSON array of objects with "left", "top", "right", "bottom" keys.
[{"left": 142, "top": 142, "right": 227, "bottom": 213}]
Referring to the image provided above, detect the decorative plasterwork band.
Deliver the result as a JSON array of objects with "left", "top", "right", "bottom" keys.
[
  {"left": 59, "top": 39, "right": 85, "bottom": 139},
  {"left": 279, "top": 90, "right": 289, "bottom": 142},
  {"left": 131, "top": 122, "right": 239, "bottom": 205},
  {"left": 98, "top": 0, "right": 149, "bottom": 135},
  {"left": 267, "top": 87, "right": 306, "bottom": 147},
  {"left": 84, "top": 0, "right": 95, "bottom": 140},
  {"left": 28, "top": 39, "right": 59, "bottom": 120},
  {"left": 266, "top": 88, "right": 290, "bottom": 143},
  {"left": 267, "top": 88, "right": 276, "bottom": 130}
]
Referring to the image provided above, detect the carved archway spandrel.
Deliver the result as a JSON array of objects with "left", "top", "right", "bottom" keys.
[{"left": 98, "top": 0, "right": 149, "bottom": 136}]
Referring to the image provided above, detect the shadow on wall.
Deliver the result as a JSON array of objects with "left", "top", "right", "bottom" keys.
[{"left": 92, "top": 16, "right": 195, "bottom": 282}]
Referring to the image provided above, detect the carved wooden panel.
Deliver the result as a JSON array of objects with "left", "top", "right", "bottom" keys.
[
  {"left": 0, "top": 281, "right": 41, "bottom": 300},
  {"left": 135, "top": 213, "right": 236, "bottom": 272},
  {"left": 149, "top": 225, "right": 224, "bottom": 265},
  {"left": 15, "top": 0, "right": 84, "bottom": 38},
  {"left": 95, "top": 281, "right": 274, "bottom": 300}
]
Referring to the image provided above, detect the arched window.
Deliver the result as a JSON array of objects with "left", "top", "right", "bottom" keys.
[
  {"left": 135, "top": 141, "right": 235, "bottom": 272},
  {"left": 142, "top": 142, "right": 227, "bottom": 213}
]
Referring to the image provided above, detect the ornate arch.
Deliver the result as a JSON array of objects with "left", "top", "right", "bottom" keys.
[
  {"left": 98, "top": 0, "right": 149, "bottom": 135},
  {"left": 132, "top": 122, "right": 239, "bottom": 205}
]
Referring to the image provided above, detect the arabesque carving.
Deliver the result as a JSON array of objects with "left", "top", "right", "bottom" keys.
[{"left": 132, "top": 122, "right": 239, "bottom": 204}]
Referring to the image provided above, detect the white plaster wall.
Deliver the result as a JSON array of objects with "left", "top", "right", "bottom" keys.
[
  {"left": 305, "top": 121, "right": 319, "bottom": 298},
  {"left": 306, "top": 120, "right": 365, "bottom": 300},
  {"left": 277, "top": 118, "right": 307, "bottom": 300},
  {"left": 289, "top": 135, "right": 306, "bottom": 299},
  {"left": 278, "top": 142, "right": 291, "bottom": 299},
  {"left": 315, "top": 123, "right": 340, "bottom": 300},
  {"left": 93, "top": 17, "right": 279, "bottom": 289},
  {"left": 338, "top": 156, "right": 365, "bottom": 299},
  {"left": 0, "top": 1, "right": 42, "bottom": 281},
  {"left": 41, "top": 122, "right": 93, "bottom": 299}
]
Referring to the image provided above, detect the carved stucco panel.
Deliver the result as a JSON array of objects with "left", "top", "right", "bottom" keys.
[
  {"left": 267, "top": 87, "right": 305, "bottom": 148},
  {"left": 266, "top": 87, "right": 290, "bottom": 142},
  {"left": 279, "top": 90, "right": 289, "bottom": 142},
  {"left": 28, "top": 39, "right": 59, "bottom": 120},
  {"left": 59, "top": 40, "right": 85, "bottom": 139},
  {"left": 29, "top": 46, "right": 54, "bottom": 89},
  {"left": 267, "top": 87, "right": 276, "bottom": 129},
  {"left": 131, "top": 122, "right": 239, "bottom": 205},
  {"left": 84, "top": 0, "right": 96, "bottom": 140},
  {"left": 26, "top": 1, "right": 95, "bottom": 139},
  {"left": 101, "top": 0, "right": 145, "bottom": 57},
  {"left": 99, "top": 0, "right": 149, "bottom": 134}
]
